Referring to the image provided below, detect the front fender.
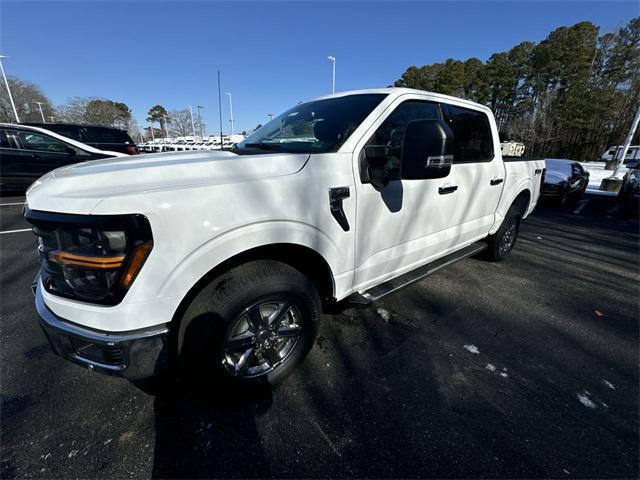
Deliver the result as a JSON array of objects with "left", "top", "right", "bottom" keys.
[{"left": 157, "top": 220, "right": 346, "bottom": 302}]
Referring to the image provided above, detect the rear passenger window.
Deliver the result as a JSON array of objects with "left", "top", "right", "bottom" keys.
[
  {"left": 84, "top": 128, "right": 130, "bottom": 144},
  {"left": 445, "top": 105, "right": 493, "bottom": 163}
]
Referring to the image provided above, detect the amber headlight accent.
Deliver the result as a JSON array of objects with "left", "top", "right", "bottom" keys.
[
  {"left": 121, "top": 241, "right": 153, "bottom": 287},
  {"left": 49, "top": 251, "right": 126, "bottom": 269}
]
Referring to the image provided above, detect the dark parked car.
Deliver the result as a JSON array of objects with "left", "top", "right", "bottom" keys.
[
  {"left": 618, "top": 160, "right": 639, "bottom": 217},
  {"left": 0, "top": 123, "right": 124, "bottom": 193},
  {"left": 541, "top": 158, "right": 589, "bottom": 205},
  {"left": 22, "top": 123, "right": 139, "bottom": 155}
]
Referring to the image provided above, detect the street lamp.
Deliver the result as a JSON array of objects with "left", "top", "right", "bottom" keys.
[
  {"left": 196, "top": 105, "right": 205, "bottom": 139},
  {"left": 162, "top": 114, "right": 170, "bottom": 140},
  {"left": 0, "top": 55, "right": 20, "bottom": 122},
  {"left": 225, "top": 93, "right": 234, "bottom": 136},
  {"left": 188, "top": 105, "right": 196, "bottom": 137},
  {"left": 327, "top": 55, "right": 336, "bottom": 94},
  {"left": 34, "top": 102, "right": 46, "bottom": 122}
]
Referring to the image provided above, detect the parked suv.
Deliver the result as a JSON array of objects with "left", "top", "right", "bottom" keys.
[
  {"left": 25, "top": 88, "right": 544, "bottom": 389},
  {"left": 22, "top": 123, "right": 138, "bottom": 155},
  {"left": 1, "top": 123, "right": 125, "bottom": 193}
]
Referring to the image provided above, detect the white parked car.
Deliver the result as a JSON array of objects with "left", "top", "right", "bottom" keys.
[
  {"left": 25, "top": 88, "right": 544, "bottom": 388},
  {"left": 600, "top": 145, "right": 639, "bottom": 164}
]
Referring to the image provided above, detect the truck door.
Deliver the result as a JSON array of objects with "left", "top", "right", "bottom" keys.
[
  {"left": 352, "top": 99, "right": 462, "bottom": 292},
  {"left": 441, "top": 104, "right": 504, "bottom": 245}
]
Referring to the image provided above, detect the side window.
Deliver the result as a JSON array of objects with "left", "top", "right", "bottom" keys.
[
  {"left": 445, "top": 105, "right": 493, "bottom": 163},
  {"left": 573, "top": 163, "right": 584, "bottom": 176},
  {"left": 16, "top": 131, "right": 69, "bottom": 153},
  {"left": 366, "top": 101, "right": 441, "bottom": 180},
  {"left": 1, "top": 129, "right": 21, "bottom": 149},
  {"left": 0, "top": 129, "right": 12, "bottom": 148}
]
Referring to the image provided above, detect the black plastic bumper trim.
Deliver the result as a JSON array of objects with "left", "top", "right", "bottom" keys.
[{"left": 35, "top": 279, "right": 169, "bottom": 379}]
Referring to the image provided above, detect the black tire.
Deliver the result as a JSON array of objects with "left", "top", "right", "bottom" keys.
[
  {"left": 485, "top": 204, "right": 522, "bottom": 262},
  {"left": 177, "top": 260, "right": 321, "bottom": 390}
]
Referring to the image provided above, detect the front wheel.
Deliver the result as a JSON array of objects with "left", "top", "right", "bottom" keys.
[
  {"left": 177, "top": 260, "right": 321, "bottom": 390},
  {"left": 485, "top": 205, "right": 521, "bottom": 262}
]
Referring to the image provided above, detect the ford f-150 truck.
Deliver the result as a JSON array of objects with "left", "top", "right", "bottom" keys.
[{"left": 25, "top": 88, "right": 545, "bottom": 388}]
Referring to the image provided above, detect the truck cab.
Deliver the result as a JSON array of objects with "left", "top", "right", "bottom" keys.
[{"left": 25, "top": 88, "right": 544, "bottom": 388}]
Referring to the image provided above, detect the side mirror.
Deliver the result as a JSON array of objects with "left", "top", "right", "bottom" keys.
[
  {"left": 401, "top": 119, "right": 454, "bottom": 180},
  {"left": 66, "top": 147, "right": 77, "bottom": 157},
  {"left": 627, "top": 160, "right": 639, "bottom": 170},
  {"left": 363, "top": 145, "right": 400, "bottom": 189}
]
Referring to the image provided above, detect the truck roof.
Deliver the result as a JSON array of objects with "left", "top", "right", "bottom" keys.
[{"left": 308, "top": 87, "right": 491, "bottom": 113}]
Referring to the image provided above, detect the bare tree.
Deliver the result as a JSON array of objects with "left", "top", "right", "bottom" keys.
[
  {"left": 58, "top": 97, "right": 132, "bottom": 129},
  {"left": 0, "top": 76, "right": 56, "bottom": 123},
  {"left": 168, "top": 109, "right": 195, "bottom": 137}
]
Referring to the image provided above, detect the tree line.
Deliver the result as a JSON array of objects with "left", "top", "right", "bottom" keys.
[
  {"left": 0, "top": 80, "right": 246, "bottom": 141},
  {"left": 395, "top": 18, "right": 640, "bottom": 160},
  {"left": 2, "top": 17, "right": 637, "bottom": 154}
]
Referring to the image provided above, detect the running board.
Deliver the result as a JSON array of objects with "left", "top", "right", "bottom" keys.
[{"left": 348, "top": 242, "right": 487, "bottom": 305}]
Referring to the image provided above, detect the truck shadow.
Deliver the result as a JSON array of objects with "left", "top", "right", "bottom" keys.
[
  {"left": 149, "top": 380, "right": 273, "bottom": 478},
  {"left": 142, "top": 199, "right": 637, "bottom": 479}
]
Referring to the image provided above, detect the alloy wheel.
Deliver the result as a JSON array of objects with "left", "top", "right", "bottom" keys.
[{"left": 222, "top": 300, "right": 303, "bottom": 378}]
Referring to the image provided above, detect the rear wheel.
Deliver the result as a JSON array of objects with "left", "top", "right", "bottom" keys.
[
  {"left": 177, "top": 260, "right": 321, "bottom": 390},
  {"left": 485, "top": 204, "right": 521, "bottom": 262}
]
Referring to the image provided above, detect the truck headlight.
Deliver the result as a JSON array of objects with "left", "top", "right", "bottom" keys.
[{"left": 24, "top": 210, "right": 153, "bottom": 305}]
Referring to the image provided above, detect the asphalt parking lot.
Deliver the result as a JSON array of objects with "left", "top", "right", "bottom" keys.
[{"left": 1, "top": 195, "right": 638, "bottom": 479}]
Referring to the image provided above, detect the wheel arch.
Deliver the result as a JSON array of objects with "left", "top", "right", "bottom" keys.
[
  {"left": 512, "top": 189, "right": 531, "bottom": 216},
  {"left": 166, "top": 243, "right": 335, "bottom": 366},
  {"left": 490, "top": 185, "right": 533, "bottom": 235}
]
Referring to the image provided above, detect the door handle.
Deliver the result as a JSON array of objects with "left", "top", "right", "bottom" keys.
[
  {"left": 329, "top": 186, "right": 350, "bottom": 231},
  {"left": 438, "top": 185, "right": 458, "bottom": 195},
  {"left": 490, "top": 178, "right": 504, "bottom": 186}
]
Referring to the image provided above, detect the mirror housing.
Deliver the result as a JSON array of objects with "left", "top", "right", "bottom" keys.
[
  {"left": 401, "top": 119, "right": 454, "bottom": 180},
  {"left": 363, "top": 145, "right": 400, "bottom": 189}
]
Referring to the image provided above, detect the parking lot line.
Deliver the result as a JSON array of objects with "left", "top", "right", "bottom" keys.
[
  {"left": 0, "top": 202, "right": 26, "bottom": 206},
  {"left": 0, "top": 228, "right": 31, "bottom": 235}
]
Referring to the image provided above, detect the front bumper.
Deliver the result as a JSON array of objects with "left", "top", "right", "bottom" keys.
[{"left": 35, "top": 279, "right": 169, "bottom": 379}]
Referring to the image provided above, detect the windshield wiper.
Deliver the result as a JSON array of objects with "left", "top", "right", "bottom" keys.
[{"left": 242, "top": 142, "right": 283, "bottom": 151}]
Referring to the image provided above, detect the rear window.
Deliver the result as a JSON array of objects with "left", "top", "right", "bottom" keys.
[
  {"left": 545, "top": 159, "right": 573, "bottom": 176},
  {"left": 47, "top": 125, "right": 82, "bottom": 140},
  {"left": 445, "top": 105, "right": 494, "bottom": 163},
  {"left": 83, "top": 127, "right": 132, "bottom": 144}
]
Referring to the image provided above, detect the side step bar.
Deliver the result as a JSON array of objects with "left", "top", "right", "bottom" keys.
[{"left": 348, "top": 242, "right": 487, "bottom": 305}]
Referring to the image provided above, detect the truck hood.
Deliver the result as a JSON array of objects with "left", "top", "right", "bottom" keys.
[{"left": 26, "top": 150, "right": 310, "bottom": 214}]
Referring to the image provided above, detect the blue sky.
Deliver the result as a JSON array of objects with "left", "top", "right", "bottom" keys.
[{"left": 1, "top": 1, "right": 638, "bottom": 135}]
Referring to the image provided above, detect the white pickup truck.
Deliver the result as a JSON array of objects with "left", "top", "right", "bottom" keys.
[{"left": 25, "top": 88, "right": 544, "bottom": 388}]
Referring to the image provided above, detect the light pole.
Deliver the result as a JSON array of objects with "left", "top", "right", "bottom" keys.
[
  {"left": 34, "top": 102, "right": 46, "bottom": 122},
  {"left": 188, "top": 105, "right": 196, "bottom": 137},
  {"left": 149, "top": 125, "right": 155, "bottom": 142},
  {"left": 49, "top": 116, "right": 56, "bottom": 123},
  {"left": 327, "top": 55, "right": 336, "bottom": 94},
  {"left": 0, "top": 55, "right": 20, "bottom": 122},
  {"left": 614, "top": 103, "right": 640, "bottom": 177},
  {"left": 267, "top": 113, "right": 274, "bottom": 121},
  {"left": 225, "top": 92, "right": 234, "bottom": 136},
  {"left": 196, "top": 105, "right": 205, "bottom": 139},
  {"left": 162, "top": 114, "right": 170, "bottom": 140},
  {"left": 138, "top": 127, "right": 145, "bottom": 143}
]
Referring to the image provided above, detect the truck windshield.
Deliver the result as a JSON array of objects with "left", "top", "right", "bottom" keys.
[{"left": 235, "top": 93, "right": 387, "bottom": 154}]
